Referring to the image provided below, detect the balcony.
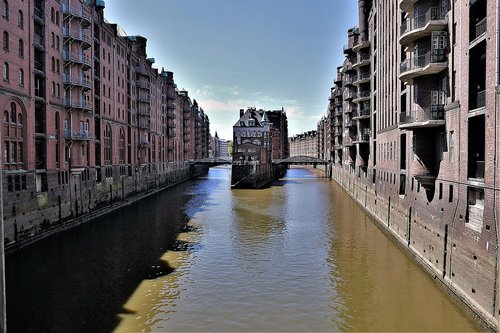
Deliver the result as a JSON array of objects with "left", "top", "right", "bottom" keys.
[
  {"left": 354, "top": 133, "right": 370, "bottom": 144},
  {"left": 399, "top": 49, "right": 447, "bottom": 83},
  {"left": 352, "top": 53, "right": 370, "bottom": 69},
  {"left": 399, "top": 0, "right": 417, "bottom": 12},
  {"left": 34, "top": 34, "right": 45, "bottom": 51},
  {"left": 137, "top": 108, "right": 150, "bottom": 117},
  {"left": 400, "top": 7, "right": 448, "bottom": 46},
  {"left": 137, "top": 122, "right": 150, "bottom": 130},
  {"left": 353, "top": 35, "right": 370, "bottom": 52},
  {"left": 345, "top": 120, "right": 353, "bottom": 128},
  {"left": 399, "top": 105, "right": 445, "bottom": 129},
  {"left": 63, "top": 75, "right": 92, "bottom": 90},
  {"left": 62, "top": 4, "right": 92, "bottom": 27},
  {"left": 470, "top": 90, "right": 486, "bottom": 111},
  {"left": 353, "top": 72, "right": 371, "bottom": 86},
  {"left": 353, "top": 91, "right": 371, "bottom": 103},
  {"left": 469, "top": 161, "right": 485, "bottom": 180},
  {"left": 62, "top": 28, "right": 91, "bottom": 49},
  {"left": 62, "top": 51, "right": 92, "bottom": 69},
  {"left": 352, "top": 108, "right": 371, "bottom": 120},
  {"left": 136, "top": 66, "right": 150, "bottom": 77},
  {"left": 344, "top": 89, "right": 354, "bottom": 101},
  {"left": 34, "top": 6, "right": 45, "bottom": 23},
  {"left": 64, "top": 99, "right": 92, "bottom": 112},
  {"left": 136, "top": 81, "right": 150, "bottom": 90},
  {"left": 344, "top": 75, "right": 354, "bottom": 86},
  {"left": 470, "top": 17, "right": 487, "bottom": 44},
  {"left": 64, "top": 130, "right": 93, "bottom": 141},
  {"left": 137, "top": 95, "right": 150, "bottom": 103}
]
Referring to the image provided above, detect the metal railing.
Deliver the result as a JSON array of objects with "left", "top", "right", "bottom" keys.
[
  {"left": 34, "top": 34, "right": 45, "bottom": 48},
  {"left": 64, "top": 99, "right": 92, "bottom": 111},
  {"left": 355, "top": 91, "right": 371, "bottom": 100},
  {"left": 34, "top": 7, "right": 44, "bottom": 21},
  {"left": 400, "top": 6, "right": 448, "bottom": 36},
  {"left": 355, "top": 72, "right": 371, "bottom": 82},
  {"left": 400, "top": 105, "right": 444, "bottom": 123},
  {"left": 62, "top": 75, "right": 92, "bottom": 88},
  {"left": 64, "top": 130, "right": 93, "bottom": 140},
  {"left": 400, "top": 49, "right": 446, "bottom": 74},
  {"left": 136, "top": 81, "right": 150, "bottom": 89},
  {"left": 356, "top": 53, "right": 370, "bottom": 64},
  {"left": 137, "top": 95, "right": 150, "bottom": 103},
  {"left": 471, "top": 90, "right": 486, "bottom": 110},
  {"left": 136, "top": 66, "right": 150, "bottom": 76},
  {"left": 62, "top": 4, "right": 92, "bottom": 22},
  {"left": 62, "top": 51, "right": 92, "bottom": 67},
  {"left": 473, "top": 17, "right": 487, "bottom": 40}
]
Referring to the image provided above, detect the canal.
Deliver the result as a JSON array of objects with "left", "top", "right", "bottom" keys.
[{"left": 6, "top": 167, "right": 479, "bottom": 332}]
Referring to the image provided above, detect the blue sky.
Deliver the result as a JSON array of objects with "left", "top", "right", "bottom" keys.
[{"left": 105, "top": 0, "right": 358, "bottom": 140}]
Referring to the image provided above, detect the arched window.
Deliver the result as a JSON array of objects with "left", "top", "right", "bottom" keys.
[
  {"left": 17, "top": 113, "right": 22, "bottom": 125},
  {"left": 119, "top": 128, "right": 125, "bottom": 164},
  {"left": 10, "top": 102, "right": 15, "bottom": 121},
  {"left": 4, "top": 111, "right": 8, "bottom": 123},
  {"left": 56, "top": 36, "right": 59, "bottom": 50},
  {"left": 56, "top": 83, "right": 60, "bottom": 98},
  {"left": 50, "top": 7, "right": 54, "bottom": 23},
  {"left": 17, "top": 9, "right": 22, "bottom": 28},
  {"left": 3, "top": 31, "right": 8, "bottom": 51},
  {"left": 18, "top": 68, "right": 23, "bottom": 86},
  {"left": 104, "top": 124, "right": 112, "bottom": 165},
  {"left": 55, "top": 11, "right": 59, "bottom": 26},
  {"left": 50, "top": 32, "right": 54, "bottom": 48},
  {"left": 18, "top": 39, "right": 23, "bottom": 58},
  {"left": 3, "top": 62, "right": 9, "bottom": 81},
  {"left": 51, "top": 57, "right": 55, "bottom": 72},
  {"left": 56, "top": 59, "right": 60, "bottom": 74},
  {"left": 55, "top": 112, "right": 60, "bottom": 165},
  {"left": 51, "top": 82, "right": 55, "bottom": 96},
  {"left": 2, "top": 0, "right": 8, "bottom": 20}
]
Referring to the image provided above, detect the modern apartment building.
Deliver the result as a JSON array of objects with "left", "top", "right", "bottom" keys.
[
  {"left": 320, "top": 0, "right": 500, "bottom": 329},
  {"left": 0, "top": 0, "right": 210, "bottom": 246}
]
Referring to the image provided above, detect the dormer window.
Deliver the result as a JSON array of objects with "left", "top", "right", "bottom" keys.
[
  {"left": 248, "top": 119, "right": 255, "bottom": 126},
  {"left": 240, "top": 121, "right": 245, "bottom": 126}
]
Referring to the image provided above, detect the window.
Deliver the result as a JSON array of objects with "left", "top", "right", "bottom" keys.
[
  {"left": 56, "top": 83, "right": 60, "bottom": 98},
  {"left": 51, "top": 82, "right": 55, "bottom": 96},
  {"left": 449, "top": 131, "right": 455, "bottom": 162},
  {"left": 17, "top": 10, "right": 22, "bottom": 28},
  {"left": 51, "top": 7, "right": 55, "bottom": 23},
  {"left": 3, "top": 31, "right": 8, "bottom": 51},
  {"left": 50, "top": 32, "right": 54, "bottom": 48},
  {"left": 55, "top": 11, "right": 59, "bottom": 26},
  {"left": 2, "top": 0, "right": 7, "bottom": 20},
  {"left": 56, "top": 36, "right": 59, "bottom": 50},
  {"left": 51, "top": 57, "right": 55, "bottom": 72},
  {"left": 3, "top": 62, "right": 8, "bottom": 81},
  {"left": 56, "top": 59, "right": 60, "bottom": 74},
  {"left": 18, "top": 39, "right": 23, "bottom": 58},
  {"left": 18, "top": 68, "right": 23, "bottom": 86}
]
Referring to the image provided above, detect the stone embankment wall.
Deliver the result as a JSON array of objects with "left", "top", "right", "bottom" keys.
[
  {"left": 4, "top": 163, "right": 208, "bottom": 253},
  {"left": 329, "top": 165, "right": 499, "bottom": 332}
]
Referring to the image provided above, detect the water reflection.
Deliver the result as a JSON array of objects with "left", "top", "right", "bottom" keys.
[{"left": 6, "top": 167, "right": 480, "bottom": 332}]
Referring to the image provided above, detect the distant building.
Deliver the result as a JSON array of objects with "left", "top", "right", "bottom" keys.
[
  {"left": 289, "top": 131, "right": 318, "bottom": 157},
  {"left": 231, "top": 107, "right": 288, "bottom": 188}
]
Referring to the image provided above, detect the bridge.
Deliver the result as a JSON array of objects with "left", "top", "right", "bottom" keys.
[{"left": 190, "top": 155, "right": 328, "bottom": 166}]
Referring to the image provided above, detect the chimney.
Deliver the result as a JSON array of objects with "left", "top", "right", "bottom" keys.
[{"left": 240, "top": 109, "right": 244, "bottom": 117}]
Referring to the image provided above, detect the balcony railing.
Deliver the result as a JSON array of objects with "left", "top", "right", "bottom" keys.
[
  {"left": 64, "top": 99, "right": 92, "bottom": 111},
  {"left": 136, "top": 81, "right": 150, "bottom": 90},
  {"left": 354, "top": 91, "right": 371, "bottom": 101},
  {"left": 137, "top": 95, "right": 150, "bottom": 103},
  {"left": 470, "top": 90, "right": 486, "bottom": 110},
  {"left": 400, "top": 105, "right": 444, "bottom": 124},
  {"left": 63, "top": 75, "right": 92, "bottom": 89},
  {"left": 400, "top": 49, "right": 446, "bottom": 74},
  {"left": 62, "top": 28, "right": 92, "bottom": 45},
  {"left": 34, "top": 7, "right": 44, "bottom": 21},
  {"left": 472, "top": 17, "right": 487, "bottom": 41},
  {"left": 34, "top": 34, "right": 45, "bottom": 49},
  {"left": 64, "top": 130, "right": 93, "bottom": 140},
  {"left": 136, "top": 67, "right": 150, "bottom": 77},
  {"left": 400, "top": 7, "right": 448, "bottom": 36},
  {"left": 62, "top": 4, "right": 92, "bottom": 23},
  {"left": 62, "top": 51, "right": 92, "bottom": 67}
]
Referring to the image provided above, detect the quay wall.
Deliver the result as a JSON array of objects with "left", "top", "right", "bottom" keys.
[
  {"left": 4, "top": 163, "right": 208, "bottom": 253},
  {"left": 330, "top": 164, "right": 500, "bottom": 332}
]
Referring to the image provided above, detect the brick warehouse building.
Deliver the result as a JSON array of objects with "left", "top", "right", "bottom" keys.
[
  {"left": 0, "top": 0, "right": 210, "bottom": 247},
  {"left": 317, "top": 0, "right": 500, "bottom": 330},
  {"left": 289, "top": 131, "right": 318, "bottom": 158}
]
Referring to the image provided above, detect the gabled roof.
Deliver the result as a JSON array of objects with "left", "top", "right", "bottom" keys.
[{"left": 233, "top": 108, "right": 264, "bottom": 127}]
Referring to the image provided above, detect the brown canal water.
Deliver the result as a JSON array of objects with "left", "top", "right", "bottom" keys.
[{"left": 6, "top": 167, "right": 479, "bottom": 332}]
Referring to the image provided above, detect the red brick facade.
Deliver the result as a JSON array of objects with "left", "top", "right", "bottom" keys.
[
  {"left": 0, "top": 0, "right": 210, "bottom": 246},
  {"left": 318, "top": 0, "right": 500, "bottom": 330}
]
